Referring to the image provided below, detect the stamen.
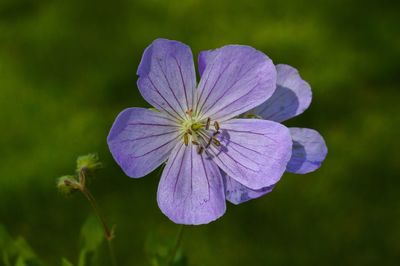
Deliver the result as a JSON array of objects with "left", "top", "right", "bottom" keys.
[
  {"left": 212, "top": 138, "right": 221, "bottom": 146},
  {"left": 182, "top": 117, "right": 222, "bottom": 153},
  {"left": 205, "top": 117, "right": 211, "bottom": 130},
  {"left": 183, "top": 133, "right": 189, "bottom": 146},
  {"left": 214, "top": 121, "right": 220, "bottom": 131},
  {"left": 205, "top": 136, "right": 213, "bottom": 148},
  {"left": 185, "top": 108, "right": 193, "bottom": 117}
]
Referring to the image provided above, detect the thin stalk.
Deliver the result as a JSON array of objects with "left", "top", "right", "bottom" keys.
[
  {"left": 167, "top": 224, "right": 185, "bottom": 266},
  {"left": 79, "top": 170, "right": 117, "bottom": 266},
  {"left": 81, "top": 188, "right": 113, "bottom": 240}
]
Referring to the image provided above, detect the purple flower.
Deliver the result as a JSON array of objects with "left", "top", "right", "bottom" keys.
[
  {"left": 107, "top": 39, "right": 293, "bottom": 224},
  {"left": 222, "top": 64, "right": 328, "bottom": 205}
]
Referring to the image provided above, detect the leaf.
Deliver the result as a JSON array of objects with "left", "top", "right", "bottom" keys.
[
  {"left": 0, "top": 224, "right": 45, "bottom": 266},
  {"left": 78, "top": 215, "right": 104, "bottom": 266},
  {"left": 61, "top": 258, "right": 75, "bottom": 266},
  {"left": 13, "top": 237, "right": 36, "bottom": 260},
  {"left": 0, "top": 224, "right": 16, "bottom": 259},
  {"left": 14, "top": 256, "right": 27, "bottom": 266},
  {"left": 13, "top": 238, "right": 44, "bottom": 266},
  {"left": 77, "top": 249, "right": 87, "bottom": 266},
  {"left": 171, "top": 251, "right": 188, "bottom": 266},
  {"left": 80, "top": 215, "right": 104, "bottom": 252}
]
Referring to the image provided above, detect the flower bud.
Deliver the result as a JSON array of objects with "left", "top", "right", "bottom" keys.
[
  {"left": 76, "top": 153, "right": 102, "bottom": 173},
  {"left": 57, "top": 176, "right": 81, "bottom": 195}
]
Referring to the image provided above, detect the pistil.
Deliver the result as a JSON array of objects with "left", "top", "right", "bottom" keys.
[{"left": 181, "top": 115, "right": 221, "bottom": 154}]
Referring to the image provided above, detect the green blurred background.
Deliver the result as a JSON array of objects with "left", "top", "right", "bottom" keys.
[{"left": 1, "top": 0, "right": 399, "bottom": 265}]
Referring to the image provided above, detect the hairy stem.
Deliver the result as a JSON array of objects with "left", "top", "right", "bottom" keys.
[
  {"left": 81, "top": 188, "right": 113, "bottom": 240},
  {"left": 79, "top": 170, "right": 117, "bottom": 266}
]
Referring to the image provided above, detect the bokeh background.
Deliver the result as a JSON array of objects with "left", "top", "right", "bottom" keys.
[{"left": 1, "top": 0, "right": 399, "bottom": 265}]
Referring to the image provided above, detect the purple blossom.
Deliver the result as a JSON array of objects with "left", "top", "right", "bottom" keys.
[
  {"left": 107, "top": 39, "right": 293, "bottom": 224},
  {"left": 221, "top": 64, "right": 328, "bottom": 205}
]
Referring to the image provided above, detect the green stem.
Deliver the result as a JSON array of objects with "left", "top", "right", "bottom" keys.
[
  {"left": 79, "top": 170, "right": 117, "bottom": 266},
  {"left": 167, "top": 224, "right": 185, "bottom": 266},
  {"left": 82, "top": 188, "right": 113, "bottom": 240}
]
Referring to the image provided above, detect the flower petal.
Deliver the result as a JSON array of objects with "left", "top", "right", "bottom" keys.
[
  {"left": 157, "top": 142, "right": 226, "bottom": 225},
  {"left": 209, "top": 119, "right": 292, "bottom": 190},
  {"left": 195, "top": 46, "right": 276, "bottom": 121},
  {"left": 252, "top": 64, "right": 312, "bottom": 122},
  {"left": 197, "top": 49, "right": 216, "bottom": 77},
  {"left": 223, "top": 172, "right": 274, "bottom": 205},
  {"left": 107, "top": 108, "right": 180, "bottom": 178},
  {"left": 286, "top": 127, "right": 327, "bottom": 174},
  {"left": 137, "top": 39, "right": 196, "bottom": 120}
]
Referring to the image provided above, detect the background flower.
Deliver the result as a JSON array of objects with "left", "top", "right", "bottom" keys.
[{"left": 223, "top": 64, "right": 328, "bottom": 204}]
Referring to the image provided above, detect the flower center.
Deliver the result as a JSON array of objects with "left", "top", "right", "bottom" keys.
[{"left": 180, "top": 109, "right": 221, "bottom": 154}]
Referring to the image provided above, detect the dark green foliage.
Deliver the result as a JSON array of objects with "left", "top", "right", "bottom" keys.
[{"left": 0, "top": 224, "right": 44, "bottom": 266}]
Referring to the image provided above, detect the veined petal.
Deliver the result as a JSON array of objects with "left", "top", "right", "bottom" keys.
[
  {"left": 286, "top": 127, "right": 327, "bottom": 174},
  {"left": 209, "top": 119, "right": 292, "bottom": 190},
  {"left": 195, "top": 45, "right": 276, "bottom": 122},
  {"left": 157, "top": 143, "right": 226, "bottom": 225},
  {"left": 223, "top": 172, "right": 274, "bottom": 205},
  {"left": 252, "top": 64, "right": 312, "bottom": 122},
  {"left": 107, "top": 108, "right": 180, "bottom": 178},
  {"left": 137, "top": 38, "right": 196, "bottom": 120},
  {"left": 198, "top": 49, "right": 216, "bottom": 77}
]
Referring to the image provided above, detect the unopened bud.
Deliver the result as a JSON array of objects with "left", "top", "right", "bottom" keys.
[
  {"left": 57, "top": 176, "right": 80, "bottom": 195},
  {"left": 76, "top": 153, "right": 102, "bottom": 173}
]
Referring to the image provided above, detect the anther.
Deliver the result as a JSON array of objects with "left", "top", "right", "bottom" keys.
[
  {"left": 197, "top": 146, "right": 204, "bottom": 154},
  {"left": 205, "top": 117, "right": 211, "bottom": 130},
  {"left": 187, "top": 128, "right": 192, "bottom": 135},
  {"left": 192, "top": 140, "right": 199, "bottom": 145},
  {"left": 212, "top": 138, "right": 221, "bottom": 146},
  {"left": 214, "top": 121, "right": 220, "bottom": 131},
  {"left": 184, "top": 133, "right": 189, "bottom": 146},
  {"left": 185, "top": 108, "right": 193, "bottom": 117},
  {"left": 205, "top": 137, "right": 213, "bottom": 148}
]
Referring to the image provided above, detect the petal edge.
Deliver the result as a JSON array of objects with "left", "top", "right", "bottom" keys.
[
  {"left": 252, "top": 64, "right": 312, "bottom": 122},
  {"left": 286, "top": 127, "right": 327, "bottom": 174},
  {"left": 223, "top": 172, "right": 274, "bottom": 205}
]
